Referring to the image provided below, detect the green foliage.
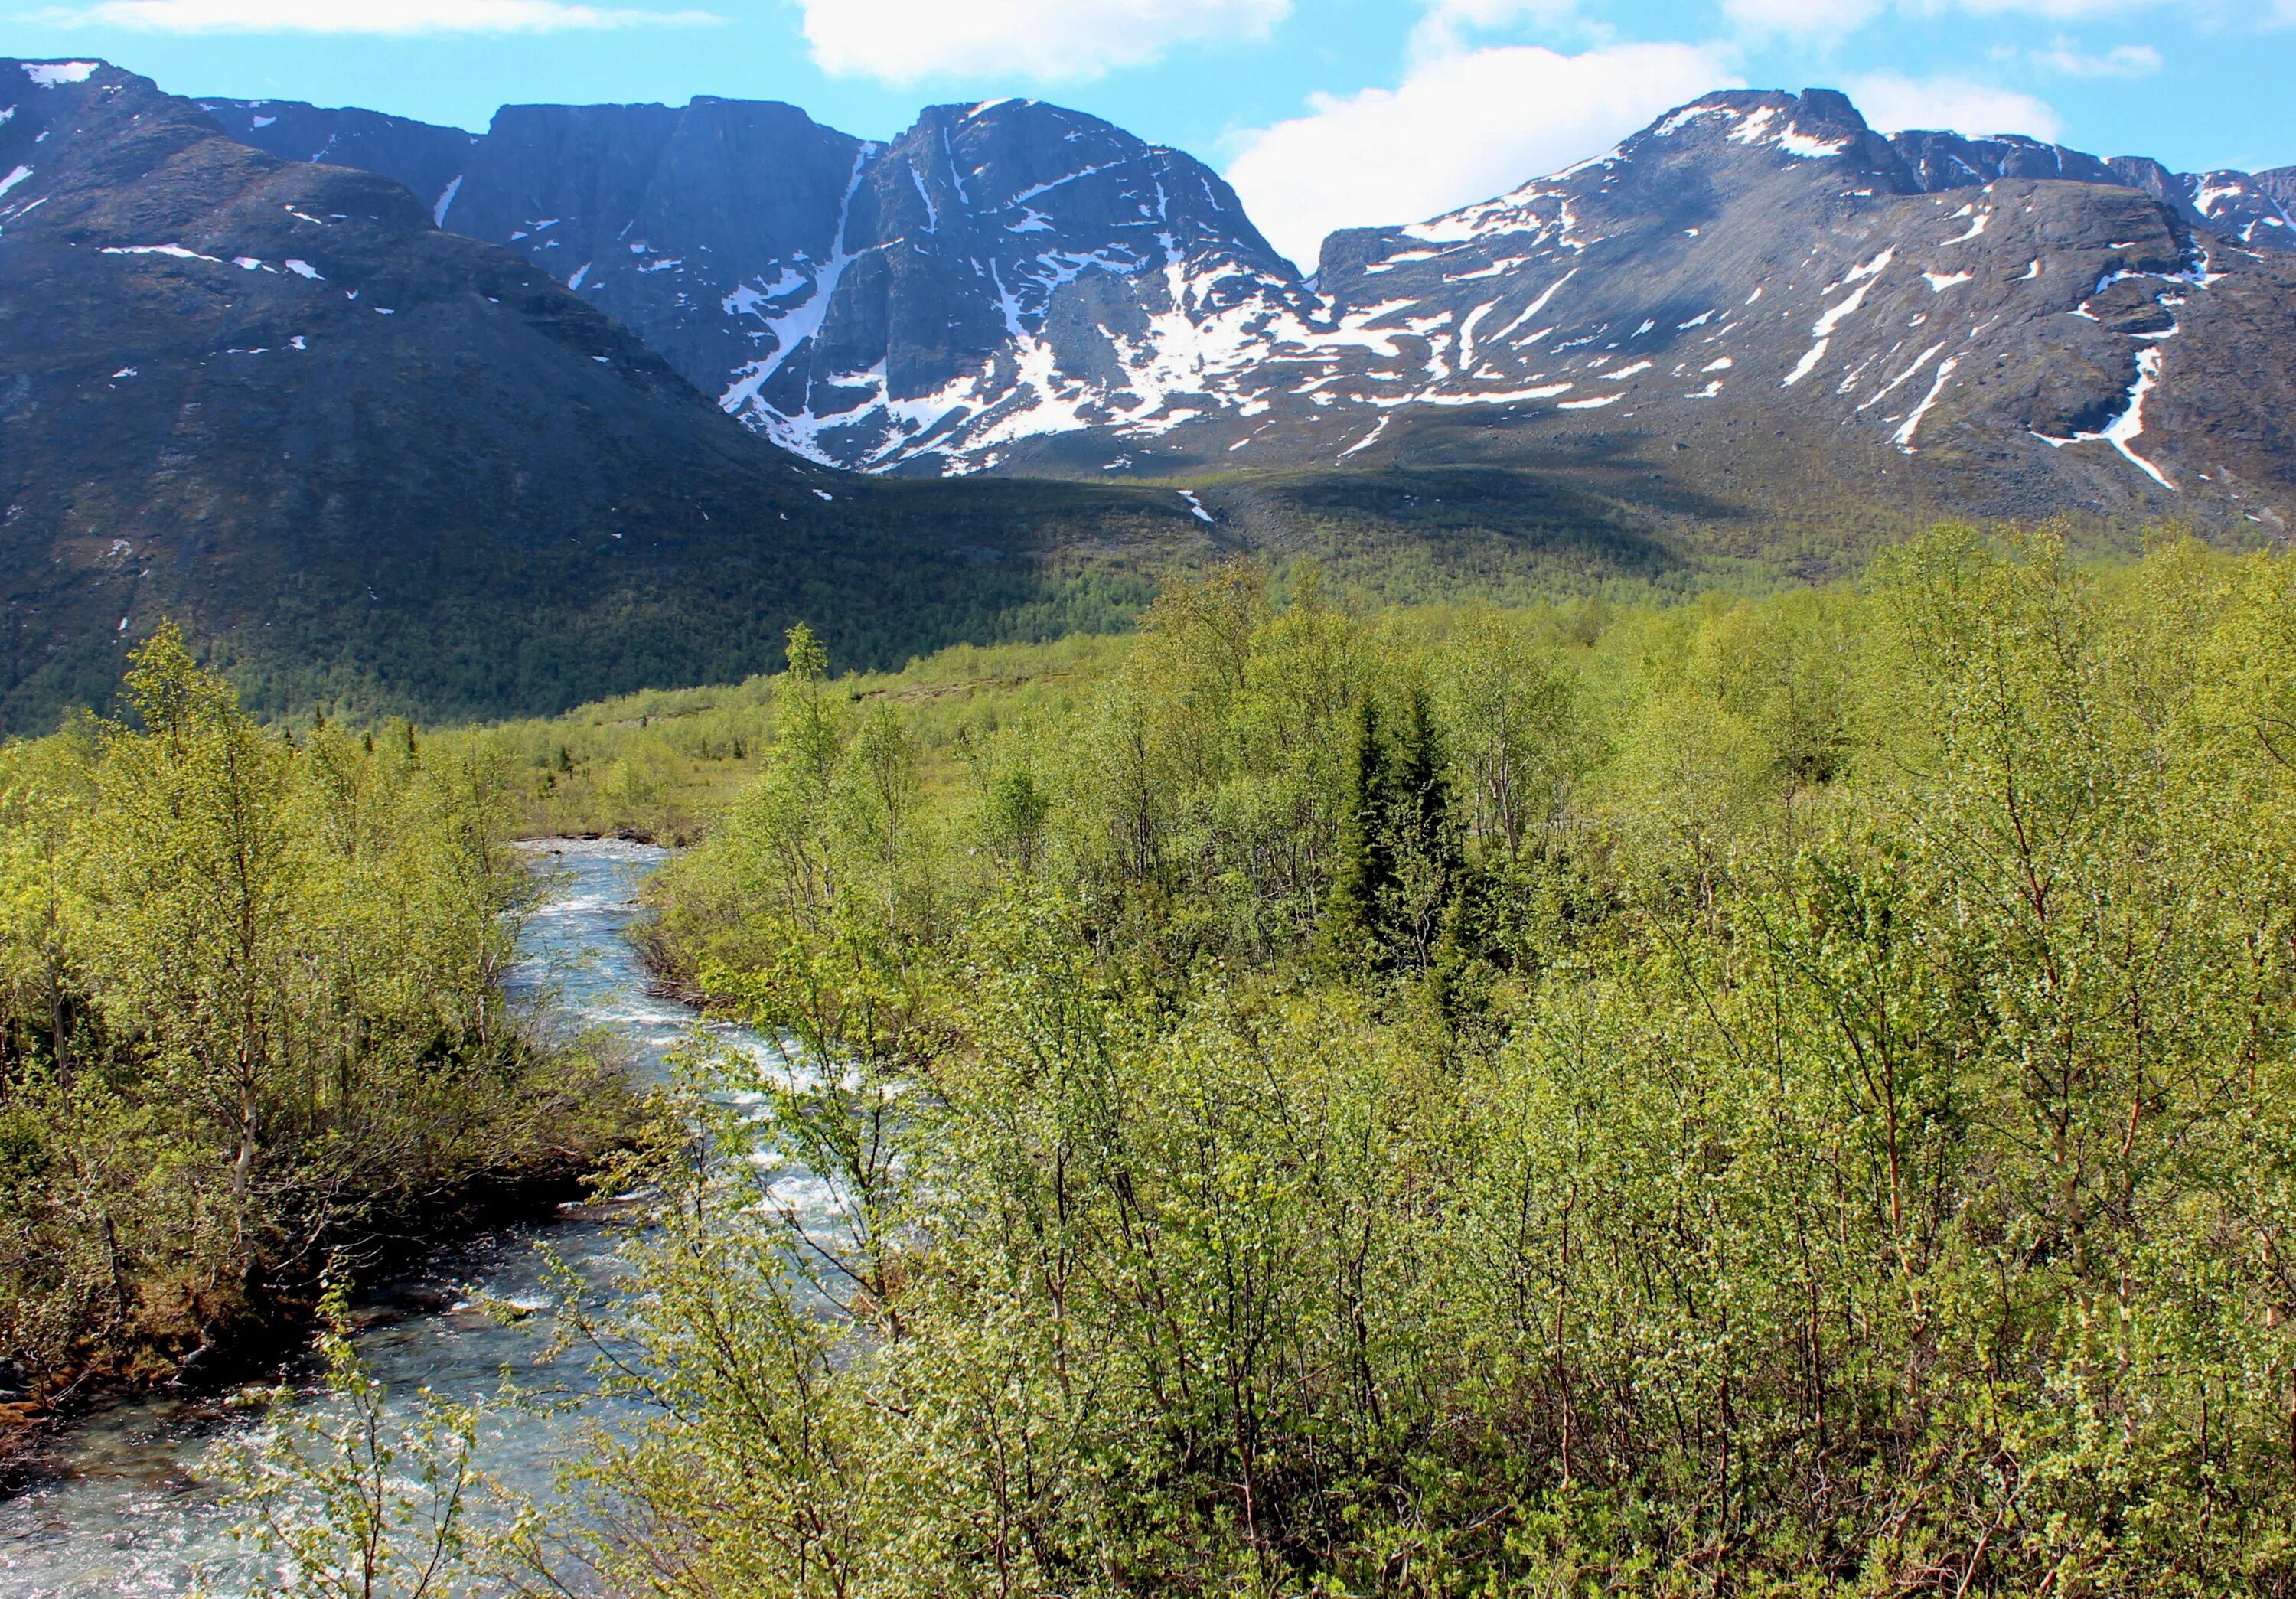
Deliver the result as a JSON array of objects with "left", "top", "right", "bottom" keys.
[
  {"left": 0, "top": 626, "right": 629, "bottom": 1400},
  {"left": 127, "top": 526, "right": 2286, "bottom": 1594},
  {"left": 204, "top": 1281, "right": 485, "bottom": 1599},
  {"left": 531, "top": 530, "right": 2296, "bottom": 1594},
  {"left": 425, "top": 631, "right": 1139, "bottom": 846}
]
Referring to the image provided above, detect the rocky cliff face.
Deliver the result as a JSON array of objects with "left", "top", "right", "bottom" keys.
[
  {"left": 1887, "top": 126, "right": 2296, "bottom": 249},
  {"left": 720, "top": 98, "right": 1316, "bottom": 473},
  {"left": 211, "top": 92, "right": 1317, "bottom": 472}
]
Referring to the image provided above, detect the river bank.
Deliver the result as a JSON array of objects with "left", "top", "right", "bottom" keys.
[
  {"left": 0, "top": 838, "right": 693, "bottom": 1597},
  {"left": 0, "top": 1157, "right": 620, "bottom": 1483}
]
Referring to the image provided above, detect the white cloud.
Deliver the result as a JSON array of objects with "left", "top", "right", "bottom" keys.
[
  {"left": 1418, "top": 0, "right": 1581, "bottom": 27},
  {"left": 795, "top": 0, "right": 1290, "bottom": 84},
  {"left": 1721, "top": 0, "right": 1885, "bottom": 34},
  {"left": 1225, "top": 42, "right": 1735, "bottom": 270},
  {"left": 1729, "top": 0, "right": 2179, "bottom": 34},
  {"left": 35, "top": 0, "right": 714, "bottom": 28},
  {"left": 2030, "top": 38, "right": 2162, "bottom": 74},
  {"left": 1411, "top": 0, "right": 1583, "bottom": 52},
  {"left": 1917, "top": 0, "right": 2161, "bottom": 15},
  {"left": 1845, "top": 71, "right": 2063, "bottom": 138}
]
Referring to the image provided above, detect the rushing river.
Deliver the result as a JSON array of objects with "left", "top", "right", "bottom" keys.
[{"left": 0, "top": 838, "right": 714, "bottom": 1597}]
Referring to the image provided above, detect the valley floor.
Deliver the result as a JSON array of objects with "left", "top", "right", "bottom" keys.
[
  {"left": 11, "top": 532, "right": 2296, "bottom": 1593},
  {"left": 369, "top": 532, "right": 2296, "bottom": 1593}
]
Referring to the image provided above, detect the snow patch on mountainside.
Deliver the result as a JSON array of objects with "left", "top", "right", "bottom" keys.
[{"left": 22, "top": 61, "right": 97, "bottom": 86}]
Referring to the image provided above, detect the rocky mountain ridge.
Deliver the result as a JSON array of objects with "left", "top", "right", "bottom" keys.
[
  {"left": 1886, "top": 126, "right": 2294, "bottom": 250},
  {"left": 1109, "top": 87, "right": 2296, "bottom": 534},
  {"left": 206, "top": 91, "right": 1316, "bottom": 474},
  {"left": 199, "top": 81, "right": 2296, "bottom": 525}
]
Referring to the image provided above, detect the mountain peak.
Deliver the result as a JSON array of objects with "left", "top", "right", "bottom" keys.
[{"left": 1793, "top": 87, "right": 1867, "bottom": 130}]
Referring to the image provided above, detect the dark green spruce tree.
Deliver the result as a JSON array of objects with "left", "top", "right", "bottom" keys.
[
  {"left": 1383, "top": 684, "right": 1466, "bottom": 974},
  {"left": 1322, "top": 697, "right": 1393, "bottom": 971},
  {"left": 1324, "top": 687, "right": 1469, "bottom": 975}
]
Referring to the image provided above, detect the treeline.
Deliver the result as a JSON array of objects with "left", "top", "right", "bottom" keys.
[
  {"left": 0, "top": 629, "right": 628, "bottom": 1414},
  {"left": 504, "top": 527, "right": 2296, "bottom": 1597}
]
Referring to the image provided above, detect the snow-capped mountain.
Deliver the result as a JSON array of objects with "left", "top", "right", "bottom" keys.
[
  {"left": 204, "top": 84, "right": 2296, "bottom": 523},
  {"left": 0, "top": 60, "right": 1205, "bottom": 728},
  {"left": 208, "top": 94, "right": 1321, "bottom": 473},
  {"left": 1069, "top": 87, "right": 2296, "bottom": 529}
]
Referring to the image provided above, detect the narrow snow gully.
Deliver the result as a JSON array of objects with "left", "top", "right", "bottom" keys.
[
  {"left": 719, "top": 145, "right": 879, "bottom": 458},
  {"left": 2035, "top": 347, "right": 2177, "bottom": 491}
]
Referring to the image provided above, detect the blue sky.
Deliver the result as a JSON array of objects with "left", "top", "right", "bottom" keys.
[{"left": 8, "top": 0, "right": 2294, "bottom": 266}]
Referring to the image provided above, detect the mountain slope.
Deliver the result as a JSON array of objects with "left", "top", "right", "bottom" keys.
[
  {"left": 0, "top": 61, "right": 1215, "bottom": 728},
  {"left": 197, "top": 93, "right": 475, "bottom": 221}
]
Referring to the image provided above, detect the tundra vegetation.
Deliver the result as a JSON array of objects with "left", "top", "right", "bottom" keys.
[{"left": 409, "top": 525, "right": 2296, "bottom": 1596}]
